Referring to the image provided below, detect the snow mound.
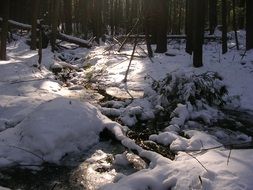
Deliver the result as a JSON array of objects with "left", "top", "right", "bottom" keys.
[{"left": 0, "top": 98, "right": 107, "bottom": 166}]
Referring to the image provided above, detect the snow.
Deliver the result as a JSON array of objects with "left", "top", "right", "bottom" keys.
[
  {"left": 0, "top": 97, "right": 110, "bottom": 166},
  {"left": 0, "top": 32, "right": 253, "bottom": 190}
]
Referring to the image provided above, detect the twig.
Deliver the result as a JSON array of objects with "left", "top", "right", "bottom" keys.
[
  {"left": 186, "top": 152, "right": 208, "bottom": 172},
  {"left": 9, "top": 78, "right": 46, "bottom": 84},
  {"left": 9, "top": 145, "right": 45, "bottom": 162},
  {"left": 227, "top": 148, "right": 232, "bottom": 166},
  {"left": 50, "top": 183, "right": 58, "bottom": 190}
]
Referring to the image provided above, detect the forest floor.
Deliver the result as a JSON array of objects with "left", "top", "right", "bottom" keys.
[{"left": 0, "top": 31, "right": 253, "bottom": 190}]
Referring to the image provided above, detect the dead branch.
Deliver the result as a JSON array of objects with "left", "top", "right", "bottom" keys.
[
  {"left": 9, "top": 145, "right": 45, "bottom": 162},
  {"left": 123, "top": 37, "right": 138, "bottom": 83},
  {"left": 186, "top": 152, "right": 208, "bottom": 172},
  {"left": 118, "top": 19, "right": 140, "bottom": 52},
  {"left": 227, "top": 148, "right": 232, "bottom": 165}
]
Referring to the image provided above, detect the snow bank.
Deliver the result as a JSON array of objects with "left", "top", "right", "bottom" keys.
[{"left": 0, "top": 97, "right": 110, "bottom": 166}]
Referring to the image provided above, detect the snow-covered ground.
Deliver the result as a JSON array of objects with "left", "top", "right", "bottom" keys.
[{"left": 0, "top": 32, "right": 253, "bottom": 190}]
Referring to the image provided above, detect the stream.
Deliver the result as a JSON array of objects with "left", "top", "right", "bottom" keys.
[
  {"left": 0, "top": 140, "right": 129, "bottom": 190},
  {"left": 1, "top": 107, "right": 252, "bottom": 190}
]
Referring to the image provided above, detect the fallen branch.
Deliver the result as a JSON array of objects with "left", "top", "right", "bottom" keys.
[
  {"left": 118, "top": 34, "right": 221, "bottom": 41},
  {"left": 123, "top": 36, "right": 138, "bottom": 83},
  {"left": 9, "top": 145, "right": 45, "bottom": 162},
  {"left": 186, "top": 152, "right": 208, "bottom": 172},
  {"left": 173, "top": 141, "right": 253, "bottom": 153},
  {"left": 118, "top": 19, "right": 140, "bottom": 52},
  {"left": 109, "top": 53, "right": 146, "bottom": 59},
  {"left": 9, "top": 77, "right": 46, "bottom": 84}
]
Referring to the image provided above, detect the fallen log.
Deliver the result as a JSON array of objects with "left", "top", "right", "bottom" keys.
[
  {"left": 57, "top": 33, "right": 92, "bottom": 48},
  {"left": 0, "top": 18, "right": 31, "bottom": 30},
  {"left": 0, "top": 18, "right": 92, "bottom": 48},
  {"left": 118, "top": 34, "right": 221, "bottom": 41}
]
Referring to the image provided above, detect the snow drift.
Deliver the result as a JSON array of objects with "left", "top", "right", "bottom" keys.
[{"left": 0, "top": 97, "right": 109, "bottom": 166}]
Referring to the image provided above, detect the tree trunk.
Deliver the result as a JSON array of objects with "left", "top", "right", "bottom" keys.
[
  {"left": 143, "top": 0, "right": 153, "bottom": 57},
  {"left": 209, "top": 0, "right": 217, "bottom": 35},
  {"left": 232, "top": 0, "right": 239, "bottom": 50},
  {"left": 0, "top": 0, "right": 10, "bottom": 60},
  {"left": 155, "top": 0, "right": 168, "bottom": 53},
  {"left": 31, "top": 0, "right": 40, "bottom": 50},
  {"left": 186, "top": 0, "right": 205, "bottom": 67},
  {"left": 80, "top": 0, "right": 88, "bottom": 38},
  {"left": 92, "top": 0, "right": 102, "bottom": 44},
  {"left": 50, "top": 0, "right": 60, "bottom": 52},
  {"left": 63, "top": 0, "right": 72, "bottom": 35},
  {"left": 238, "top": 0, "right": 245, "bottom": 29},
  {"left": 222, "top": 0, "right": 228, "bottom": 54},
  {"left": 246, "top": 0, "right": 253, "bottom": 50},
  {"left": 192, "top": 0, "right": 205, "bottom": 67},
  {"left": 186, "top": 0, "right": 193, "bottom": 54}
]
